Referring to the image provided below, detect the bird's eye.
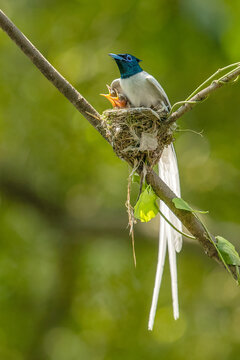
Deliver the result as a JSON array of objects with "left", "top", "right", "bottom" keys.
[{"left": 126, "top": 55, "right": 132, "bottom": 61}]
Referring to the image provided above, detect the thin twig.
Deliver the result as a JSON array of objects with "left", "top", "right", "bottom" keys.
[
  {"left": 186, "top": 62, "right": 240, "bottom": 101},
  {"left": 126, "top": 173, "right": 137, "bottom": 267},
  {"left": 167, "top": 64, "right": 240, "bottom": 125}
]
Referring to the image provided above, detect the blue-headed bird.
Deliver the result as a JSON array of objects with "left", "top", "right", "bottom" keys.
[{"left": 103, "top": 53, "right": 182, "bottom": 330}]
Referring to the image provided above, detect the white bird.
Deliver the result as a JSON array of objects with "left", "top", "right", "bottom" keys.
[{"left": 108, "top": 53, "right": 183, "bottom": 330}]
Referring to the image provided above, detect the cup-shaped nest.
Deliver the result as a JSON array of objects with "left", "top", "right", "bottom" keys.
[{"left": 101, "top": 108, "right": 174, "bottom": 168}]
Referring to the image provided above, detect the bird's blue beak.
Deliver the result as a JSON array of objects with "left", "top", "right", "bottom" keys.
[{"left": 109, "top": 53, "right": 123, "bottom": 61}]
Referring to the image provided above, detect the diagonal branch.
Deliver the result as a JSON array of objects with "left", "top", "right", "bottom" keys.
[{"left": 0, "top": 10, "right": 239, "bottom": 279}]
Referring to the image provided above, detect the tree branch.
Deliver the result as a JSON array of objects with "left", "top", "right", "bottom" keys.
[{"left": 0, "top": 10, "right": 239, "bottom": 280}]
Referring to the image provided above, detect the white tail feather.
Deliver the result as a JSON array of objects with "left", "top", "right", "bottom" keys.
[
  {"left": 148, "top": 215, "right": 167, "bottom": 330},
  {"left": 148, "top": 144, "right": 182, "bottom": 330}
]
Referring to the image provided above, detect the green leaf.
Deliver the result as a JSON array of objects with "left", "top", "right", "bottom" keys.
[
  {"left": 172, "top": 198, "right": 208, "bottom": 214},
  {"left": 132, "top": 174, "right": 140, "bottom": 184},
  {"left": 134, "top": 185, "right": 159, "bottom": 222},
  {"left": 216, "top": 236, "right": 240, "bottom": 266},
  {"left": 172, "top": 198, "right": 193, "bottom": 212}
]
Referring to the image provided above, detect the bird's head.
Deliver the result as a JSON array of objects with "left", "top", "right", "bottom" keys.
[{"left": 109, "top": 53, "right": 143, "bottom": 79}]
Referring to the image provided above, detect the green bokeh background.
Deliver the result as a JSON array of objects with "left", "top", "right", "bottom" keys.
[{"left": 0, "top": 0, "right": 240, "bottom": 359}]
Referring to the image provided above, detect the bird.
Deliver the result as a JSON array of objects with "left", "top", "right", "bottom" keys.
[
  {"left": 100, "top": 84, "right": 130, "bottom": 108},
  {"left": 108, "top": 53, "right": 171, "bottom": 112},
  {"left": 103, "top": 53, "right": 183, "bottom": 330}
]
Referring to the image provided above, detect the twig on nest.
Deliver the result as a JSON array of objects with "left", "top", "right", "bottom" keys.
[{"left": 126, "top": 167, "right": 137, "bottom": 267}]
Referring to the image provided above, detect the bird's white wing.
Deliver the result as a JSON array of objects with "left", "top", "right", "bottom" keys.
[{"left": 145, "top": 73, "right": 171, "bottom": 109}]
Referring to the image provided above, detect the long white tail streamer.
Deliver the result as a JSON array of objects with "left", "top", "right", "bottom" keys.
[{"left": 148, "top": 144, "right": 182, "bottom": 330}]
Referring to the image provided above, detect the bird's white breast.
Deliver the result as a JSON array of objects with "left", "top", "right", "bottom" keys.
[{"left": 120, "top": 71, "right": 162, "bottom": 108}]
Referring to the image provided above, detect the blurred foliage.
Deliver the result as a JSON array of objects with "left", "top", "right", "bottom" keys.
[{"left": 0, "top": 0, "right": 240, "bottom": 359}]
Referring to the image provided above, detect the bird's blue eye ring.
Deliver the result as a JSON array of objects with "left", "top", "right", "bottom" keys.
[{"left": 126, "top": 55, "right": 132, "bottom": 61}]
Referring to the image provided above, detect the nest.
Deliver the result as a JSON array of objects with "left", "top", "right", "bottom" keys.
[{"left": 101, "top": 107, "right": 174, "bottom": 168}]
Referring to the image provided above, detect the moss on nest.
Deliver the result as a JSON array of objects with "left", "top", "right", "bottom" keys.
[{"left": 101, "top": 108, "right": 174, "bottom": 168}]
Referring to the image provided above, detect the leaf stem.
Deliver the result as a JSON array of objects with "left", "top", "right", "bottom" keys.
[
  {"left": 194, "top": 213, "right": 232, "bottom": 275},
  {"left": 158, "top": 209, "right": 196, "bottom": 240}
]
